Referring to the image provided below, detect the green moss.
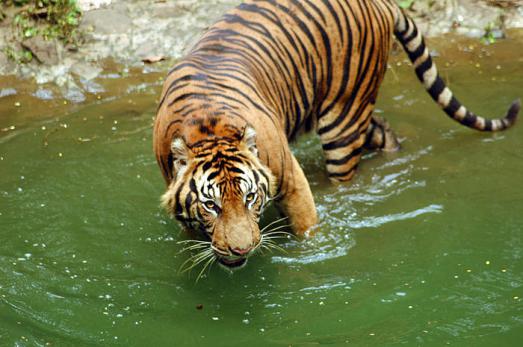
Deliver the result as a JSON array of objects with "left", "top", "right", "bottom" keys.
[
  {"left": 2, "top": 0, "right": 83, "bottom": 63},
  {"left": 3, "top": 45, "right": 33, "bottom": 63}
]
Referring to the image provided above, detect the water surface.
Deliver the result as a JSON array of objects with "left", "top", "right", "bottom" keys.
[{"left": 1, "top": 33, "right": 522, "bottom": 346}]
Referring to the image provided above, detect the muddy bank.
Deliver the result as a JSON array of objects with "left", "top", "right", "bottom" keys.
[{"left": 0, "top": 0, "right": 522, "bottom": 103}]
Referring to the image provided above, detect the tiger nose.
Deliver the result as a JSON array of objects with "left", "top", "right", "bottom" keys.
[{"left": 230, "top": 246, "right": 253, "bottom": 256}]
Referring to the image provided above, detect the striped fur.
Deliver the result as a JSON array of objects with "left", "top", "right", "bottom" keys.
[
  {"left": 153, "top": 0, "right": 520, "bottom": 263},
  {"left": 394, "top": 11, "right": 519, "bottom": 131}
]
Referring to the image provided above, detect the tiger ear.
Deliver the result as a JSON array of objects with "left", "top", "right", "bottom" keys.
[
  {"left": 170, "top": 137, "right": 191, "bottom": 175},
  {"left": 241, "top": 125, "right": 258, "bottom": 157}
]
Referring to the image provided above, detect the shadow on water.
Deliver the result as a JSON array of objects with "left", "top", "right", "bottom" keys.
[{"left": 1, "top": 32, "right": 523, "bottom": 346}]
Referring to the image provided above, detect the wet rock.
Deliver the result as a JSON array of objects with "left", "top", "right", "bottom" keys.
[
  {"left": 33, "top": 88, "right": 54, "bottom": 100},
  {"left": 134, "top": 41, "right": 157, "bottom": 59},
  {"left": 81, "top": 9, "right": 132, "bottom": 34},
  {"left": 80, "top": 78, "right": 105, "bottom": 94},
  {"left": 62, "top": 83, "right": 86, "bottom": 103},
  {"left": 21, "top": 36, "right": 60, "bottom": 65},
  {"left": 71, "top": 61, "right": 102, "bottom": 81},
  {"left": 0, "top": 88, "right": 17, "bottom": 98}
]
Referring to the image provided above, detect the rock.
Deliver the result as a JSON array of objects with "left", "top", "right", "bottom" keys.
[
  {"left": 134, "top": 41, "right": 155, "bottom": 57},
  {"left": 33, "top": 88, "right": 54, "bottom": 100},
  {"left": 71, "top": 61, "right": 102, "bottom": 81},
  {"left": 21, "top": 36, "right": 59, "bottom": 65},
  {"left": 77, "top": 0, "right": 112, "bottom": 11},
  {"left": 0, "top": 51, "right": 10, "bottom": 73},
  {"left": 80, "top": 9, "right": 132, "bottom": 35}
]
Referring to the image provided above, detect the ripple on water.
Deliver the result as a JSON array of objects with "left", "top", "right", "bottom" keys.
[{"left": 271, "top": 143, "right": 442, "bottom": 266}]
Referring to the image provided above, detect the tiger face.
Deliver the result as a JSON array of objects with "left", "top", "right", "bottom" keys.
[{"left": 161, "top": 126, "right": 276, "bottom": 270}]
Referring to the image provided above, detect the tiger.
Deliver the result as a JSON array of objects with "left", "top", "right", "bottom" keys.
[{"left": 153, "top": 0, "right": 519, "bottom": 270}]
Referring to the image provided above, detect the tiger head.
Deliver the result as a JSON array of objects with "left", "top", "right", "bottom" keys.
[{"left": 161, "top": 126, "right": 276, "bottom": 270}]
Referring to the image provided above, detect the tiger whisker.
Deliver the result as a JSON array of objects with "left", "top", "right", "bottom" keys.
[
  {"left": 263, "top": 230, "right": 294, "bottom": 238},
  {"left": 179, "top": 242, "right": 211, "bottom": 254},
  {"left": 181, "top": 253, "right": 213, "bottom": 274},
  {"left": 195, "top": 254, "right": 216, "bottom": 282},
  {"left": 177, "top": 239, "right": 210, "bottom": 245},
  {"left": 260, "top": 216, "right": 289, "bottom": 233},
  {"left": 260, "top": 237, "right": 288, "bottom": 254},
  {"left": 179, "top": 248, "right": 213, "bottom": 273},
  {"left": 262, "top": 224, "right": 294, "bottom": 236},
  {"left": 260, "top": 242, "right": 287, "bottom": 254}
]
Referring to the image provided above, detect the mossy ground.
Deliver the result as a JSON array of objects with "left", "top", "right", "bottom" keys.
[{"left": 1, "top": 0, "right": 82, "bottom": 63}]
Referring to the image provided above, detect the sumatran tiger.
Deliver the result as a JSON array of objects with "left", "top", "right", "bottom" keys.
[{"left": 153, "top": 0, "right": 519, "bottom": 271}]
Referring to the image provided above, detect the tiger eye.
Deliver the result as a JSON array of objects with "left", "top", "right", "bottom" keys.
[
  {"left": 246, "top": 193, "right": 256, "bottom": 202},
  {"left": 204, "top": 201, "right": 216, "bottom": 210}
]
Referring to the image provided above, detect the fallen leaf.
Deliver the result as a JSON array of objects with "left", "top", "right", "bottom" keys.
[{"left": 142, "top": 55, "right": 166, "bottom": 64}]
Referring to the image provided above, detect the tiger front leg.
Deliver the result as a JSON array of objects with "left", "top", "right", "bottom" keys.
[
  {"left": 277, "top": 154, "right": 317, "bottom": 236},
  {"left": 364, "top": 116, "right": 401, "bottom": 152}
]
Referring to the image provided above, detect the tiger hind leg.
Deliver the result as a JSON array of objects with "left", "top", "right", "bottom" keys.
[
  {"left": 364, "top": 116, "right": 401, "bottom": 152},
  {"left": 319, "top": 110, "right": 372, "bottom": 183}
]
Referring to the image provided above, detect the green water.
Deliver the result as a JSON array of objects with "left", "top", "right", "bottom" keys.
[{"left": 1, "top": 34, "right": 522, "bottom": 346}]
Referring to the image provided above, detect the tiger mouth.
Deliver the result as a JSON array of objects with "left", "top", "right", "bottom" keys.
[{"left": 218, "top": 257, "right": 248, "bottom": 269}]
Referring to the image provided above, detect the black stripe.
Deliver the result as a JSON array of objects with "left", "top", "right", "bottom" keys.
[
  {"left": 443, "top": 97, "right": 461, "bottom": 115},
  {"left": 328, "top": 166, "right": 356, "bottom": 179},
  {"left": 428, "top": 77, "right": 445, "bottom": 100},
  {"left": 322, "top": 131, "right": 360, "bottom": 151},
  {"left": 462, "top": 112, "right": 477, "bottom": 127},
  {"left": 402, "top": 23, "right": 418, "bottom": 43},
  {"left": 414, "top": 58, "right": 433, "bottom": 83},
  {"left": 407, "top": 40, "right": 425, "bottom": 61},
  {"left": 484, "top": 119, "right": 493, "bottom": 131},
  {"left": 325, "top": 147, "right": 362, "bottom": 166}
]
